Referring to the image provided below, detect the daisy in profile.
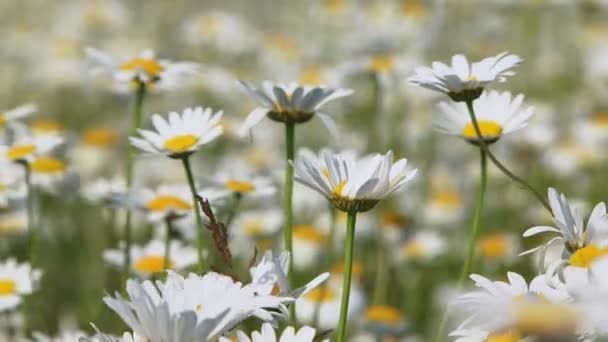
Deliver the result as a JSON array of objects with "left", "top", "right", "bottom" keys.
[
  {"left": 521, "top": 188, "right": 608, "bottom": 262},
  {"left": 219, "top": 322, "right": 317, "bottom": 342},
  {"left": 293, "top": 149, "right": 417, "bottom": 213},
  {"left": 435, "top": 91, "right": 535, "bottom": 145},
  {"left": 408, "top": 52, "right": 522, "bottom": 102},
  {"left": 129, "top": 106, "right": 223, "bottom": 159},
  {"left": 103, "top": 239, "right": 197, "bottom": 277},
  {"left": 0, "top": 135, "right": 63, "bottom": 164},
  {"left": 0, "top": 104, "right": 37, "bottom": 131},
  {"left": 132, "top": 185, "right": 193, "bottom": 222},
  {"left": 84, "top": 47, "right": 200, "bottom": 90},
  {"left": 237, "top": 81, "right": 353, "bottom": 137},
  {"left": 0, "top": 258, "right": 42, "bottom": 311}
]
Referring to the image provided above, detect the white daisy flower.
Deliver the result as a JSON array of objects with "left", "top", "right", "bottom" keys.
[
  {"left": 453, "top": 272, "right": 571, "bottom": 335},
  {"left": 0, "top": 258, "right": 42, "bottom": 312},
  {"left": 0, "top": 135, "right": 63, "bottom": 164},
  {"left": 103, "top": 239, "right": 197, "bottom": 277},
  {"left": 208, "top": 170, "right": 276, "bottom": 198},
  {"left": 219, "top": 322, "right": 317, "bottom": 342},
  {"left": 409, "top": 52, "right": 522, "bottom": 102},
  {"left": 30, "top": 119, "right": 65, "bottom": 139},
  {"left": 521, "top": 188, "right": 608, "bottom": 262},
  {"left": 435, "top": 91, "right": 534, "bottom": 145},
  {"left": 103, "top": 277, "right": 227, "bottom": 342},
  {"left": 0, "top": 162, "right": 25, "bottom": 207},
  {"left": 476, "top": 233, "right": 519, "bottom": 263},
  {"left": 80, "top": 330, "right": 147, "bottom": 342},
  {"left": 72, "top": 128, "right": 118, "bottom": 178},
  {"left": 292, "top": 224, "right": 326, "bottom": 270},
  {"left": 237, "top": 81, "right": 353, "bottom": 137},
  {"left": 156, "top": 271, "right": 294, "bottom": 337},
  {"left": 250, "top": 250, "right": 330, "bottom": 299},
  {"left": 398, "top": 230, "right": 446, "bottom": 263},
  {"left": 30, "top": 155, "right": 70, "bottom": 193},
  {"left": 360, "top": 304, "right": 408, "bottom": 337},
  {"left": 132, "top": 185, "right": 193, "bottom": 222},
  {"left": 423, "top": 190, "right": 465, "bottom": 226},
  {"left": 293, "top": 149, "right": 417, "bottom": 213},
  {"left": 449, "top": 328, "right": 527, "bottom": 342},
  {"left": 80, "top": 176, "right": 126, "bottom": 205},
  {"left": 84, "top": 47, "right": 200, "bottom": 89},
  {"left": 129, "top": 106, "right": 223, "bottom": 159},
  {"left": 0, "top": 104, "right": 37, "bottom": 130}
]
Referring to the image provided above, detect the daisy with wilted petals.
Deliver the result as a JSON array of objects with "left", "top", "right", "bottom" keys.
[
  {"left": 130, "top": 106, "right": 223, "bottom": 159},
  {"left": 237, "top": 81, "right": 353, "bottom": 137},
  {"left": 0, "top": 104, "right": 37, "bottom": 132},
  {"left": 0, "top": 258, "right": 42, "bottom": 311},
  {"left": 250, "top": 250, "right": 330, "bottom": 299},
  {"left": 103, "top": 239, "right": 197, "bottom": 277},
  {"left": 219, "top": 322, "right": 317, "bottom": 342},
  {"left": 84, "top": 47, "right": 200, "bottom": 90},
  {"left": 293, "top": 149, "right": 417, "bottom": 213},
  {"left": 0, "top": 135, "right": 62, "bottom": 165},
  {"left": 103, "top": 277, "right": 227, "bottom": 342},
  {"left": 521, "top": 188, "right": 608, "bottom": 263},
  {"left": 436, "top": 90, "right": 535, "bottom": 145},
  {"left": 294, "top": 148, "right": 416, "bottom": 342},
  {"left": 156, "top": 271, "right": 294, "bottom": 338},
  {"left": 453, "top": 272, "right": 572, "bottom": 338},
  {"left": 408, "top": 52, "right": 522, "bottom": 102}
]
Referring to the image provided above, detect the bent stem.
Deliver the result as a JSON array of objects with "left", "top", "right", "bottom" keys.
[
  {"left": 164, "top": 217, "right": 173, "bottom": 270},
  {"left": 336, "top": 210, "right": 357, "bottom": 342},
  {"left": 181, "top": 156, "right": 206, "bottom": 273},
  {"left": 464, "top": 100, "right": 551, "bottom": 213},
  {"left": 122, "top": 81, "right": 146, "bottom": 282},
  {"left": 284, "top": 122, "right": 296, "bottom": 324},
  {"left": 434, "top": 148, "right": 487, "bottom": 342}
]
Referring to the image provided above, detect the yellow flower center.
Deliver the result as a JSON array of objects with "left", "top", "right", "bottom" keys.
[
  {"left": 293, "top": 225, "right": 325, "bottom": 243},
  {"left": 368, "top": 55, "right": 394, "bottom": 73},
  {"left": 432, "top": 191, "right": 462, "bottom": 207},
  {"left": 0, "top": 113, "right": 5, "bottom": 128},
  {"left": 381, "top": 211, "right": 408, "bottom": 227},
  {"left": 324, "top": 0, "right": 346, "bottom": 15},
  {"left": 195, "top": 303, "right": 203, "bottom": 312},
  {"left": 243, "top": 219, "right": 266, "bottom": 236},
  {"left": 591, "top": 112, "right": 608, "bottom": 127},
  {"left": 332, "top": 180, "right": 347, "bottom": 196},
  {"left": 265, "top": 34, "right": 300, "bottom": 62},
  {"left": 225, "top": 179, "right": 255, "bottom": 193},
  {"left": 31, "top": 120, "right": 62, "bottom": 134},
  {"left": 146, "top": 195, "right": 192, "bottom": 212},
  {"left": 31, "top": 156, "right": 66, "bottom": 174},
  {"left": 487, "top": 331, "right": 521, "bottom": 342},
  {"left": 364, "top": 305, "right": 403, "bottom": 325},
  {"left": 120, "top": 58, "right": 164, "bottom": 77},
  {"left": 7, "top": 144, "right": 36, "bottom": 161},
  {"left": 133, "top": 255, "right": 172, "bottom": 273},
  {"left": 197, "top": 16, "right": 218, "bottom": 34},
  {"left": 163, "top": 134, "right": 199, "bottom": 153},
  {"left": 0, "top": 279, "right": 16, "bottom": 296},
  {"left": 478, "top": 234, "right": 511, "bottom": 258},
  {"left": 401, "top": 241, "right": 426, "bottom": 258},
  {"left": 462, "top": 120, "right": 503, "bottom": 140},
  {"left": 569, "top": 245, "right": 608, "bottom": 268},
  {"left": 83, "top": 128, "right": 117, "bottom": 147},
  {"left": 304, "top": 286, "right": 337, "bottom": 303},
  {"left": 299, "top": 66, "right": 322, "bottom": 85},
  {"left": 400, "top": 0, "right": 427, "bottom": 19}
]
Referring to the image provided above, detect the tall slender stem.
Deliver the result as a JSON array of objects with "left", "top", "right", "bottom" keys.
[
  {"left": 464, "top": 100, "right": 551, "bottom": 212},
  {"left": 284, "top": 122, "right": 296, "bottom": 324},
  {"left": 123, "top": 81, "right": 146, "bottom": 282},
  {"left": 434, "top": 149, "right": 487, "bottom": 342},
  {"left": 182, "top": 156, "right": 206, "bottom": 273},
  {"left": 336, "top": 211, "right": 357, "bottom": 342},
  {"left": 164, "top": 217, "right": 173, "bottom": 270}
]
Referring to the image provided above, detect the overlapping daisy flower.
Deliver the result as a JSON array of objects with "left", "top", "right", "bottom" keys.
[
  {"left": 0, "top": 135, "right": 63, "bottom": 164},
  {"left": 0, "top": 258, "right": 42, "bottom": 312},
  {"left": 293, "top": 149, "right": 417, "bottom": 212},
  {"left": 435, "top": 90, "right": 535, "bottom": 145},
  {"left": 129, "top": 106, "right": 223, "bottom": 158},
  {"left": 85, "top": 47, "right": 200, "bottom": 89},
  {"left": 219, "top": 323, "right": 317, "bottom": 342},
  {"left": 238, "top": 81, "right": 353, "bottom": 136},
  {"left": 0, "top": 104, "right": 37, "bottom": 131},
  {"left": 408, "top": 52, "right": 522, "bottom": 102}
]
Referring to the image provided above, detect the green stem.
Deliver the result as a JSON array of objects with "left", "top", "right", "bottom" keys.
[
  {"left": 434, "top": 148, "right": 487, "bottom": 342},
  {"left": 284, "top": 122, "right": 296, "bottom": 325},
  {"left": 464, "top": 100, "right": 551, "bottom": 213},
  {"left": 164, "top": 217, "right": 173, "bottom": 270},
  {"left": 182, "top": 156, "right": 206, "bottom": 273},
  {"left": 336, "top": 211, "right": 357, "bottom": 342},
  {"left": 123, "top": 81, "right": 146, "bottom": 282}
]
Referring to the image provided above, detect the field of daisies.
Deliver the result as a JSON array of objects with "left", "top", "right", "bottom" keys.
[{"left": 3, "top": 1, "right": 608, "bottom": 341}]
